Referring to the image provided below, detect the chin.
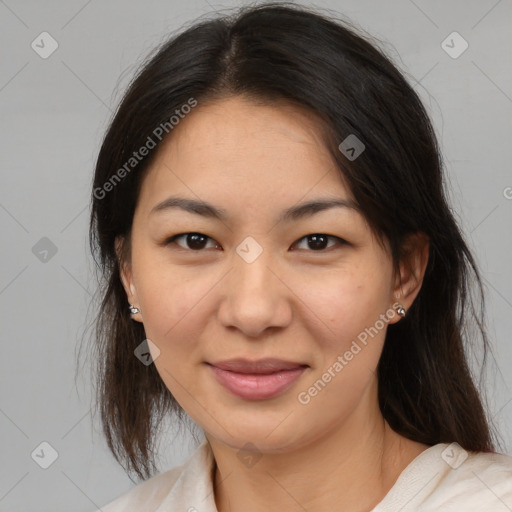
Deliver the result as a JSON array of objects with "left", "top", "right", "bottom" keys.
[{"left": 206, "top": 419, "right": 309, "bottom": 454}]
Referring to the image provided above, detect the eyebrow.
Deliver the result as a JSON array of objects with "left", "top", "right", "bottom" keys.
[{"left": 149, "top": 195, "right": 360, "bottom": 223}]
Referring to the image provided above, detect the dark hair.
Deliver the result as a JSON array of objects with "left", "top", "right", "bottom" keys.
[{"left": 86, "top": 1, "right": 500, "bottom": 481}]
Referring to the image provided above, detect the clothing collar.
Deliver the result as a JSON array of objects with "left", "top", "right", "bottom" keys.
[{"left": 155, "top": 439, "right": 218, "bottom": 512}]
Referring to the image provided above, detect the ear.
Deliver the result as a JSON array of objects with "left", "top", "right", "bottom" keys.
[
  {"left": 115, "top": 236, "right": 143, "bottom": 323},
  {"left": 388, "top": 232, "right": 430, "bottom": 324}
]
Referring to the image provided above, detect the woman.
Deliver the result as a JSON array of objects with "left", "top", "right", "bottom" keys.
[{"left": 88, "top": 2, "right": 512, "bottom": 511}]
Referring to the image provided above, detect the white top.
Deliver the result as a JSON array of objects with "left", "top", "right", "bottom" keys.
[{"left": 96, "top": 440, "right": 512, "bottom": 511}]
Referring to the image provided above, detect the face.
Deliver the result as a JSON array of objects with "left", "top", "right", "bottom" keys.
[{"left": 119, "top": 96, "right": 408, "bottom": 454}]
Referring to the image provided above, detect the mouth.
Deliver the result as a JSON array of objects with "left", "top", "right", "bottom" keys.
[
  {"left": 206, "top": 358, "right": 309, "bottom": 400},
  {"left": 207, "top": 357, "right": 308, "bottom": 374}
]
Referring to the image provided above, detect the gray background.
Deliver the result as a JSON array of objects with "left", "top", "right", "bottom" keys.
[{"left": 1, "top": 0, "right": 511, "bottom": 511}]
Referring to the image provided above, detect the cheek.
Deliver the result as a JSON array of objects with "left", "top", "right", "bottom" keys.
[
  {"left": 134, "top": 259, "right": 223, "bottom": 351},
  {"left": 134, "top": 267, "right": 217, "bottom": 403},
  {"left": 295, "top": 272, "right": 391, "bottom": 410},
  {"left": 298, "top": 263, "right": 390, "bottom": 346}
]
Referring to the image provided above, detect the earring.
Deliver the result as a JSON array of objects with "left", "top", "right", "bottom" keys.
[
  {"left": 128, "top": 303, "right": 140, "bottom": 315},
  {"left": 396, "top": 304, "right": 406, "bottom": 317}
]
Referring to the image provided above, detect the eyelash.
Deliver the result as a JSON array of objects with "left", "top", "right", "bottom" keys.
[{"left": 163, "top": 232, "right": 348, "bottom": 253}]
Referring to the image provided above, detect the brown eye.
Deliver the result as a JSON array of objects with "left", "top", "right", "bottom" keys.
[
  {"left": 165, "top": 232, "right": 219, "bottom": 251},
  {"left": 163, "top": 232, "right": 347, "bottom": 253},
  {"left": 293, "top": 234, "right": 347, "bottom": 251}
]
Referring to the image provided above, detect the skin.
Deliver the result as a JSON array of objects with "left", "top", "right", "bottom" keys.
[{"left": 118, "top": 95, "right": 430, "bottom": 512}]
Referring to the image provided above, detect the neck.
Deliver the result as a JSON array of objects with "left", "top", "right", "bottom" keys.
[{"left": 207, "top": 381, "right": 428, "bottom": 512}]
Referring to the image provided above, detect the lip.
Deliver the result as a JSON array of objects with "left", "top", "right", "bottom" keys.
[
  {"left": 206, "top": 358, "right": 308, "bottom": 400},
  {"left": 209, "top": 358, "right": 307, "bottom": 373}
]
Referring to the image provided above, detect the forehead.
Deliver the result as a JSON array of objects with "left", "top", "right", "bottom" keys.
[
  {"left": 172, "top": 96, "right": 331, "bottom": 149},
  {"left": 136, "top": 96, "right": 355, "bottom": 217}
]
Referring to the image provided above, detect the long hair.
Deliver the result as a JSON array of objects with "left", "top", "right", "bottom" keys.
[{"left": 86, "top": 1, "right": 499, "bottom": 481}]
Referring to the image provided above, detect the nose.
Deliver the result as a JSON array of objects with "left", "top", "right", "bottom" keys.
[{"left": 217, "top": 247, "right": 293, "bottom": 338}]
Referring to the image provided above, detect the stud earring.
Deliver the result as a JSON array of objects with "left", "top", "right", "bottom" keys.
[
  {"left": 396, "top": 304, "right": 406, "bottom": 317},
  {"left": 128, "top": 303, "right": 140, "bottom": 315}
]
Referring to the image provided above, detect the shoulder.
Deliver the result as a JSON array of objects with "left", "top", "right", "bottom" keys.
[
  {"left": 433, "top": 448, "right": 512, "bottom": 508},
  {"left": 375, "top": 443, "right": 512, "bottom": 511},
  {"left": 95, "top": 439, "right": 217, "bottom": 512}
]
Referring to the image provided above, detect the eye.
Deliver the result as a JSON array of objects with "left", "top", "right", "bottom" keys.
[
  {"left": 164, "top": 232, "right": 347, "bottom": 252},
  {"left": 292, "top": 234, "right": 347, "bottom": 252},
  {"left": 165, "top": 232, "right": 220, "bottom": 251}
]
